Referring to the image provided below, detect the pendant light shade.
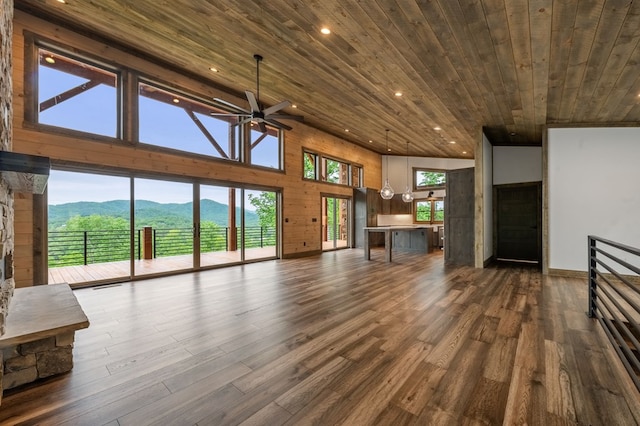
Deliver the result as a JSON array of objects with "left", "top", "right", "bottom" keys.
[
  {"left": 381, "top": 179, "right": 394, "bottom": 199},
  {"left": 402, "top": 141, "right": 413, "bottom": 202},
  {"left": 380, "top": 129, "right": 394, "bottom": 199},
  {"left": 402, "top": 188, "right": 414, "bottom": 203}
]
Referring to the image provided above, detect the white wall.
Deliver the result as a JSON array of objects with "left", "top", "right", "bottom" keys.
[
  {"left": 483, "top": 134, "right": 493, "bottom": 262},
  {"left": 493, "top": 146, "right": 542, "bottom": 185},
  {"left": 548, "top": 127, "right": 640, "bottom": 272},
  {"left": 383, "top": 156, "right": 474, "bottom": 198}
]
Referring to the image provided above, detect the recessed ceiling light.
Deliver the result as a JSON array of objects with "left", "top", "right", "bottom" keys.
[
  {"left": 45, "top": 56, "right": 55, "bottom": 64},
  {"left": 433, "top": 126, "right": 442, "bottom": 131},
  {"left": 344, "top": 129, "right": 350, "bottom": 132},
  {"left": 368, "top": 140, "right": 373, "bottom": 143},
  {"left": 172, "top": 98, "right": 180, "bottom": 103},
  {"left": 291, "top": 104, "right": 297, "bottom": 108},
  {"left": 209, "top": 66, "right": 219, "bottom": 73},
  {"left": 321, "top": 27, "right": 331, "bottom": 35},
  {"left": 57, "top": 0, "right": 66, "bottom": 3},
  {"left": 387, "top": 148, "right": 391, "bottom": 152},
  {"left": 394, "top": 91, "right": 403, "bottom": 97},
  {"left": 462, "top": 151, "right": 467, "bottom": 154},
  {"left": 449, "top": 141, "right": 456, "bottom": 144}
]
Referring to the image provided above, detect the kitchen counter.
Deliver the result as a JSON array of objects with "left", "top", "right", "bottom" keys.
[{"left": 364, "top": 226, "right": 436, "bottom": 262}]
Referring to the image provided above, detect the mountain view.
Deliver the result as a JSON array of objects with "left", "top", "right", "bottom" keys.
[
  {"left": 48, "top": 200, "right": 267, "bottom": 268},
  {"left": 49, "top": 199, "right": 259, "bottom": 230}
]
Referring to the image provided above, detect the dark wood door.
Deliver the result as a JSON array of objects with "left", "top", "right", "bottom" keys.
[
  {"left": 495, "top": 183, "right": 541, "bottom": 263},
  {"left": 444, "top": 167, "right": 475, "bottom": 266}
]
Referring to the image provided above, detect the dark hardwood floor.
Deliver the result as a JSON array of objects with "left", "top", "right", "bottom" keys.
[{"left": 1, "top": 249, "right": 639, "bottom": 425}]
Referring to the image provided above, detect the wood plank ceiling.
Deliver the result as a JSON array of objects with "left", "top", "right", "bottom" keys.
[{"left": 15, "top": 0, "right": 640, "bottom": 158}]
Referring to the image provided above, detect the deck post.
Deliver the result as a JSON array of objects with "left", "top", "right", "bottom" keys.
[{"left": 143, "top": 226, "right": 153, "bottom": 260}]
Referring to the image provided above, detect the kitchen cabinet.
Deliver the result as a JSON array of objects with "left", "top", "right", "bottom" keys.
[
  {"left": 392, "top": 228, "right": 433, "bottom": 253},
  {"left": 381, "top": 194, "right": 412, "bottom": 215}
]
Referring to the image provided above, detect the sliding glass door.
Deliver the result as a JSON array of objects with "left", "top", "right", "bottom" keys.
[
  {"left": 48, "top": 170, "right": 131, "bottom": 285},
  {"left": 245, "top": 189, "right": 278, "bottom": 260},
  {"left": 199, "top": 185, "right": 240, "bottom": 267},
  {"left": 134, "top": 178, "right": 194, "bottom": 277},
  {"left": 47, "top": 171, "right": 280, "bottom": 285}
]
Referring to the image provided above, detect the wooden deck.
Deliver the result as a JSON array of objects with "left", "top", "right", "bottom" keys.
[
  {"left": 48, "top": 247, "right": 279, "bottom": 285},
  {"left": 49, "top": 242, "right": 348, "bottom": 286},
  {"left": 3, "top": 248, "right": 639, "bottom": 424}
]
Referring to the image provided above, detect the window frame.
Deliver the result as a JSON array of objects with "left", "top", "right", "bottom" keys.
[
  {"left": 413, "top": 167, "right": 446, "bottom": 191},
  {"left": 302, "top": 148, "right": 364, "bottom": 188},
  {"left": 25, "top": 34, "right": 286, "bottom": 171},
  {"left": 413, "top": 197, "right": 444, "bottom": 225},
  {"left": 27, "top": 36, "right": 124, "bottom": 140}
]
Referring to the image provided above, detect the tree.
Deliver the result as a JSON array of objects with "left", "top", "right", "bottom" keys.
[
  {"left": 418, "top": 170, "right": 446, "bottom": 187},
  {"left": 248, "top": 192, "right": 276, "bottom": 228},
  {"left": 49, "top": 215, "right": 130, "bottom": 267}
]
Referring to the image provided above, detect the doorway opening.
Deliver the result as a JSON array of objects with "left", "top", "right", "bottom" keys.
[{"left": 322, "top": 195, "right": 351, "bottom": 251}]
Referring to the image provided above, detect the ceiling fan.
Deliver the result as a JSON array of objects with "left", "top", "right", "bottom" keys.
[{"left": 212, "top": 54, "right": 303, "bottom": 132}]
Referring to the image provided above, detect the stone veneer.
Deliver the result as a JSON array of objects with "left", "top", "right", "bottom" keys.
[
  {"left": 0, "top": 0, "right": 15, "bottom": 399},
  {"left": 2, "top": 332, "right": 74, "bottom": 390}
]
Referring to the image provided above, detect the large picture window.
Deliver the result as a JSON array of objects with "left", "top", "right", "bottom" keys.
[
  {"left": 30, "top": 39, "right": 284, "bottom": 170},
  {"left": 37, "top": 48, "right": 119, "bottom": 138},
  {"left": 414, "top": 168, "right": 446, "bottom": 190},
  {"left": 138, "top": 82, "right": 240, "bottom": 160},
  {"left": 249, "top": 125, "right": 281, "bottom": 169}
]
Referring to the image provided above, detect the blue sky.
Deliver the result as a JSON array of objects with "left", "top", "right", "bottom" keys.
[
  {"left": 48, "top": 170, "right": 236, "bottom": 206},
  {"left": 41, "top": 57, "right": 274, "bottom": 206}
]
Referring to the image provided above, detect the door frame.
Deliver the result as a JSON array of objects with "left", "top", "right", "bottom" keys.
[
  {"left": 493, "top": 181, "right": 542, "bottom": 264},
  {"left": 320, "top": 193, "right": 352, "bottom": 251}
]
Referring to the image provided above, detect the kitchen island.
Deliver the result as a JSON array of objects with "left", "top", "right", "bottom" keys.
[{"left": 364, "top": 226, "right": 436, "bottom": 262}]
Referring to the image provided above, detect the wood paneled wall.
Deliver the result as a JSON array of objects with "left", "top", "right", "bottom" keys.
[{"left": 11, "top": 11, "right": 381, "bottom": 286}]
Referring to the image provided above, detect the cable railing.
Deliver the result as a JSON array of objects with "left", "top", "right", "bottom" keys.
[
  {"left": 588, "top": 235, "right": 640, "bottom": 391},
  {"left": 49, "top": 229, "right": 131, "bottom": 267},
  {"left": 48, "top": 226, "right": 276, "bottom": 267}
]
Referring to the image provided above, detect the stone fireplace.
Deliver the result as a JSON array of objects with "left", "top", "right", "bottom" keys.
[{"left": 0, "top": 0, "right": 15, "bottom": 398}]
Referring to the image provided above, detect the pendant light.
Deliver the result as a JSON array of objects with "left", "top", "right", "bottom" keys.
[
  {"left": 402, "top": 141, "right": 414, "bottom": 202},
  {"left": 380, "top": 129, "right": 394, "bottom": 199}
]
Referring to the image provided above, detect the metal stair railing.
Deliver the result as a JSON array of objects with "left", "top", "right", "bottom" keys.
[{"left": 588, "top": 235, "right": 640, "bottom": 391}]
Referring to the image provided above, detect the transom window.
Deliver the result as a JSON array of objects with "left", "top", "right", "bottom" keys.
[
  {"left": 31, "top": 41, "right": 283, "bottom": 170},
  {"left": 138, "top": 82, "right": 241, "bottom": 160},
  {"left": 37, "top": 47, "right": 119, "bottom": 138},
  {"left": 414, "top": 168, "right": 446, "bottom": 190},
  {"left": 303, "top": 149, "right": 363, "bottom": 187}
]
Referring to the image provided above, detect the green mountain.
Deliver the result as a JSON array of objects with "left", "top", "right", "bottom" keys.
[{"left": 48, "top": 199, "right": 259, "bottom": 230}]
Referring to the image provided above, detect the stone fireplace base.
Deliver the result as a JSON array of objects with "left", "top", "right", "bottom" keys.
[
  {"left": 0, "top": 284, "right": 89, "bottom": 403},
  {"left": 2, "top": 331, "right": 75, "bottom": 390}
]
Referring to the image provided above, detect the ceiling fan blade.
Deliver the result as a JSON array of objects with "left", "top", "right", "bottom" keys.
[
  {"left": 208, "top": 112, "right": 250, "bottom": 117},
  {"left": 212, "top": 97, "right": 250, "bottom": 114},
  {"left": 263, "top": 100, "right": 291, "bottom": 116},
  {"left": 266, "top": 113, "right": 304, "bottom": 122},
  {"left": 264, "top": 118, "right": 292, "bottom": 131},
  {"left": 245, "top": 90, "right": 260, "bottom": 112}
]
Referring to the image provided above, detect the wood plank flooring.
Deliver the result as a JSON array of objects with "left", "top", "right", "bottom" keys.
[{"left": 2, "top": 249, "right": 639, "bottom": 425}]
